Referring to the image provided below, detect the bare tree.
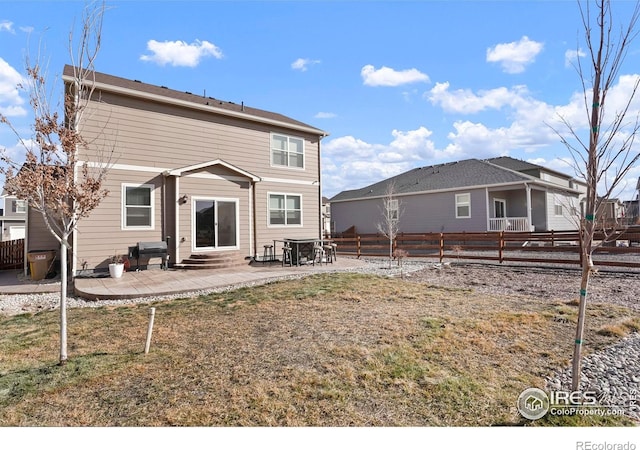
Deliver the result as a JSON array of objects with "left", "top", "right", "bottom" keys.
[
  {"left": 377, "top": 181, "right": 402, "bottom": 269},
  {"left": 552, "top": 0, "right": 640, "bottom": 391},
  {"left": 0, "top": 1, "right": 111, "bottom": 365}
]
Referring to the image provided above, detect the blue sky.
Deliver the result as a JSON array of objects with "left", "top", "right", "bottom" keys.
[{"left": 1, "top": 0, "right": 640, "bottom": 200}]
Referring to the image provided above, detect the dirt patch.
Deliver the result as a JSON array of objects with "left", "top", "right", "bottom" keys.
[{"left": 400, "top": 263, "right": 640, "bottom": 311}]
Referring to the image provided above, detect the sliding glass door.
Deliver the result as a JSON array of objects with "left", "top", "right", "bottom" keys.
[{"left": 193, "top": 198, "right": 238, "bottom": 250}]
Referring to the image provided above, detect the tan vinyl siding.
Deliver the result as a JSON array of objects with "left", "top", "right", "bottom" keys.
[
  {"left": 175, "top": 174, "right": 251, "bottom": 259},
  {"left": 80, "top": 93, "right": 319, "bottom": 183},
  {"left": 254, "top": 182, "right": 321, "bottom": 253},
  {"left": 75, "top": 169, "right": 165, "bottom": 270}
]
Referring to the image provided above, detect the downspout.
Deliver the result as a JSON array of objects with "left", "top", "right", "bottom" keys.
[
  {"left": 175, "top": 176, "right": 180, "bottom": 264},
  {"left": 317, "top": 136, "right": 323, "bottom": 239},
  {"left": 249, "top": 180, "right": 254, "bottom": 259},
  {"left": 162, "top": 173, "right": 167, "bottom": 259},
  {"left": 252, "top": 180, "right": 258, "bottom": 259}
]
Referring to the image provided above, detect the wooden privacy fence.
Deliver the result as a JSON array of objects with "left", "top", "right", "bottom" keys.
[
  {"left": 331, "top": 227, "right": 640, "bottom": 270},
  {"left": 0, "top": 238, "right": 24, "bottom": 270}
]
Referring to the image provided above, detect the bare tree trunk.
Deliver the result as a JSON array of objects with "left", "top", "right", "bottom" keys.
[{"left": 59, "top": 239, "right": 68, "bottom": 365}]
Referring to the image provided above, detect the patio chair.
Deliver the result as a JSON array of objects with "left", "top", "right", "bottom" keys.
[
  {"left": 323, "top": 244, "right": 334, "bottom": 264},
  {"left": 312, "top": 244, "right": 325, "bottom": 266},
  {"left": 282, "top": 244, "right": 292, "bottom": 267},
  {"left": 263, "top": 244, "right": 274, "bottom": 264}
]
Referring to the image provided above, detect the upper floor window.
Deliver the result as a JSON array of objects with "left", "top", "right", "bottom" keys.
[
  {"left": 271, "top": 133, "right": 304, "bottom": 169},
  {"left": 122, "top": 183, "right": 154, "bottom": 229},
  {"left": 455, "top": 193, "right": 471, "bottom": 218},
  {"left": 13, "top": 200, "right": 26, "bottom": 214}
]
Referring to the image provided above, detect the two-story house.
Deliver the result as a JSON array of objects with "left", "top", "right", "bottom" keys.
[
  {"left": 0, "top": 194, "right": 26, "bottom": 241},
  {"left": 25, "top": 66, "right": 328, "bottom": 275}
]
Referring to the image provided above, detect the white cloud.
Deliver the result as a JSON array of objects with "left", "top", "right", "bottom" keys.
[
  {"left": 0, "top": 21, "right": 14, "bottom": 33},
  {"left": 140, "top": 39, "right": 223, "bottom": 67},
  {"left": 361, "top": 64, "right": 429, "bottom": 87},
  {"left": 565, "top": 48, "right": 586, "bottom": 68},
  {"left": 428, "top": 82, "right": 530, "bottom": 114},
  {"left": 291, "top": 58, "right": 320, "bottom": 72},
  {"left": 315, "top": 112, "right": 336, "bottom": 119},
  {"left": 323, "top": 127, "right": 448, "bottom": 196},
  {"left": 486, "top": 36, "right": 543, "bottom": 74},
  {"left": 0, "top": 58, "right": 27, "bottom": 117}
]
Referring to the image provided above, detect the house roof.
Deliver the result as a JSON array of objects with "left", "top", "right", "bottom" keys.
[
  {"left": 330, "top": 157, "right": 579, "bottom": 202},
  {"left": 62, "top": 65, "right": 328, "bottom": 138},
  {"left": 487, "top": 156, "right": 581, "bottom": 182},
  {"left": 165, "top": 159, "right": 261, "bottom": 181}
]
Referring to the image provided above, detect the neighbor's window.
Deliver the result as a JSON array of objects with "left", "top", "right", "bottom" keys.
[
  {"left": 554, "top": 202, "right": 563, "bottom": 216},
  {"left": 386, "top": 199, "right": 399, "bottom": 220},
  {"left": 122, "top": 184, "right": 154, "bottom": 229},
  {"left": 269, "top": 193, "right": 302, "bottom": 226},
  {"left": 455, "top": 193, "right": 471, "bottom": 218},
  {"left": 13, "top": 200, "right": 26, "bottom": 214},
  {"left": 271, "top": 133, "right": 304, "bottom": 169}
]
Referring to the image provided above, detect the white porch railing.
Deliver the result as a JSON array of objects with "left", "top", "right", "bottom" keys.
[{"left": 489, "top": 217, "right": 532, "bottom": 232}]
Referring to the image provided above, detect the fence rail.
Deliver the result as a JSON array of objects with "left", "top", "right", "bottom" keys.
[
  {"left": 0, "top": 238, "right": 24, "bottom": 270},
  {"left": 331, "top": 227, "right": 640, "bottom": 270}
]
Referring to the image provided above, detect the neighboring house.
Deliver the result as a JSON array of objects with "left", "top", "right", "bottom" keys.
[
  {"left": 25, "top": 66, "right": 328, "bottom": 274},
  {"left": 321, "top": 196, "right": 332, "bottom": 238},
  {"left": 0, "top": 194, "right": 26, "bottom": 241},
  {"left": 330, "top": 157, "right": 586, "bottom": 235},
  {"left": 623, "top": 177, "right": 640, "bottom": 226}
]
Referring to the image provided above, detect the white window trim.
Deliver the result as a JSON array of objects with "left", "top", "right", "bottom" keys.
[
  {"left": 191, "top": 196, "right": 240, "bottom": 252},
  {"left": 267, "top": 192, "right": 303, "bottom": 227},
  {"left": 455, "top": 193, "right": 471, "bottom": 219},
  {"left": 270, "top": 133, "right": 305, "bottom": 170},
  {"left": 15, "top": 200, "right": 26, "bottom": 214},
  {"left": 554, "top": 202, "right": 563, "bottom": 216},
  {"left": 494, "top": 198, "right": 506, "bottom": 218},
  {"left": 121, "top": 183, "right": 155, "bottom": 230}
]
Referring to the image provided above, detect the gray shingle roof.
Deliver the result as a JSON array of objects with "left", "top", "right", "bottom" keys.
[
  {"left": 330, "top": 158, "right": 538, "bottom": 202},
  {"left": 63, "top": 65, "right": 327, "bottom": 137}
]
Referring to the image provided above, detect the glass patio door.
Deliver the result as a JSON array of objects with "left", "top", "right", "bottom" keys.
[
  {"left": 494, "top": 199, "right": 506, "bottom": 218},
  {"left": 193, "top": 198, "right": 238, "bottom": 250}
]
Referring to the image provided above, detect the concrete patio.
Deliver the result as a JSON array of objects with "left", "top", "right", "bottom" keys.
[{"left": 0, "top": 257, "right": 368, "bottom": 300}]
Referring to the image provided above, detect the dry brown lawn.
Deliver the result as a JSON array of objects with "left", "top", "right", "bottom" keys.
[{"left": 0, "top": 272, "right": 638, "bottom": 426}]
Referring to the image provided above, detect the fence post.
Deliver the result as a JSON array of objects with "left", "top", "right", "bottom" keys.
[
  {"left": 357, "top": 235, "right": 361, "bottom": 259},
  {"left": 439, "top": 232, "right": 444, "bottom": 263},
  {"left": 499, "top": 231, "right": 504, "bottom": 263}
]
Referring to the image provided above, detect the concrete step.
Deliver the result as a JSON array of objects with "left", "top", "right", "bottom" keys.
[{"left": 177, "top": 251, "right": 248, "bottom": 270}]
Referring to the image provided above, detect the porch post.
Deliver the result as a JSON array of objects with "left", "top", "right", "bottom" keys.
[
  {"left": 485, "top": 187, "right": 491, "bottom": 231},
  {"left": 526, "top": 184, "right": 533, "bottom": 231}
]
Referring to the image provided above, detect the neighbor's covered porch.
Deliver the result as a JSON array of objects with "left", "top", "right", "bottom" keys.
[{"left": 486, "top": 184, "right": 545, "bottom": 232}]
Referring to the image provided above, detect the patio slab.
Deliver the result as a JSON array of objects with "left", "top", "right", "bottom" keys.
[{"left": 0, "top": 257, "right": 367, "bottom": 300}]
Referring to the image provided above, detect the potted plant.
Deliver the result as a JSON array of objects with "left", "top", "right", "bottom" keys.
[{"left": 109, "top": 253, "right": 125, "bottom": 278}]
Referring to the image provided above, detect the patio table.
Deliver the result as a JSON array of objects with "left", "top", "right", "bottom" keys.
[{"left": 277, "top": 238, "right": 331, "bottom": 266}]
